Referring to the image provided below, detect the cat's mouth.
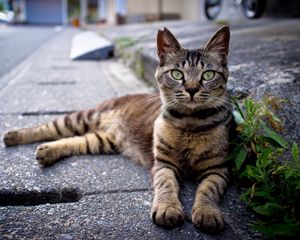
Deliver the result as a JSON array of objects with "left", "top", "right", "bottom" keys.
[
  {"left": 175, "top": 92, "right": 210, "bottom": 104},
  {"left": 175, "top": 96, "right": 208, "bottom": 109}
]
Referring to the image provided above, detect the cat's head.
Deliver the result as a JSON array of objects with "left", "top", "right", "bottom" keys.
[{"left": 155, "top": 26, "right": 230, "bottom": 111}]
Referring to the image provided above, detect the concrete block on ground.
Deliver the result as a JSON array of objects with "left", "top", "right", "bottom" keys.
[{"left": 70, "top": 32, "right": 114, "bottom": 60}]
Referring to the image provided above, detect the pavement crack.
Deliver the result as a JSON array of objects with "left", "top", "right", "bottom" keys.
[
  {"left": 0, "top": 111, "right": 76, "bottom": 116},
  {"left": 21, "top": 110, "right": 76, "bottom": 116},
  {"left": 37, "top": 81, "right": 77, "bottom": 86},
  {"left": 0, "top": 187, "right": 82, "bottom": 206},
  {"left": 84, "top": 188, "right": 151, "bottom": 196}
]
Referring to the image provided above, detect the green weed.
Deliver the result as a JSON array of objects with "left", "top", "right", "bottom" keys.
[
  {"left": 114, "top": 37, "right": 145, "bottom": 78},
  {"left": 229, "top": 96, "right": 300, "bottom": 238}
]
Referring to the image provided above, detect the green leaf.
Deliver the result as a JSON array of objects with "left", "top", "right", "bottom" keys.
[
  {"left": 242, "top": 165, "right": 263, "bottom": 181},
  {"left": 231, "top": 97, "right": 245, "bottom": 120},
  {"left": 229, "top": 97, "right": 300, "bottom": 238},
  {"left": 225, "top": 144, "right": 242, "bottom": 162},
  {"left": 285, "top": 170, "right": 294, "bottom": 180},
  {"left": 240, "top": 187, "right": 252, "bottom": 203},
  {"left": 254, "top": 190, "right": 276, "bottom": 202},
  {"left": 259, "top": 120, "right": 288, "bottom": 149},
  {"left": 292, "top": 142, "right": 299, "bottom": 162},
  {"left": 284, "top": 213, "right": 297, "bottom": 224},
  {"left": 260, "top": 136, "right": 285, "bottom": 149},
  {"left": 253, "top": 202, "right": 284, "bottom": 216},
  {"left": 235, "top": 147, "right": 248, "bottom": 170}
]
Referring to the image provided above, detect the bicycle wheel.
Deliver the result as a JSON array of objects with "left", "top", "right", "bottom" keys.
[
  {"left": 204, "top": 0, "right": 223, "bottom": 20},
  {"left": 242, "top": 0, "right": 266, "bottom": 19}
]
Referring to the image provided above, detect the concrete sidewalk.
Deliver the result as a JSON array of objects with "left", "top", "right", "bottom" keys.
[{"left": 1, "top": 19, "right": 299, "bottom": 239}]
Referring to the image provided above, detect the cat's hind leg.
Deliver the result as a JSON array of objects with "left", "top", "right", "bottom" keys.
[
  {"left": 3, "top": 110, "right": 98, "bottom": 147},
  {"left": 35, "top": 131, "right": 117, "bottom": 166}
]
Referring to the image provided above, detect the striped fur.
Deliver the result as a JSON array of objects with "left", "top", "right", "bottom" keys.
[
  {"left": 3, "top": 94, "right": 161, "bottom": 167},
  {"left": 3, "top": 26, "right": 232, "bottom": 233},
  {"left": 152, "top": 26, "right": 231, "bottom": 232}
]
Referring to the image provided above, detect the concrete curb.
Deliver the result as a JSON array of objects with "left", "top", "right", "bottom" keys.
[{"left": 70, "top": 31, "right": 114, "bottom": 60}]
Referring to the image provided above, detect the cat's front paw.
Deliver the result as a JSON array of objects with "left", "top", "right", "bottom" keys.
[
  {"left": 3, "top": 130, "right": 21, "bottom": 146},
  {"left": 36, "top": 144, "right": 60, "bottom": 166},
  {"left": 151, "top": 203, "right": 184, "bottom": 228},
  {"left": 192, "top": 206, "right": 225, "bottom": 233}
]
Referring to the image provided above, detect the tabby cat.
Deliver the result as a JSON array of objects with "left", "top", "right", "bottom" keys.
[{"left": 3, "top": 26, "right": 232, "bottom": 233}]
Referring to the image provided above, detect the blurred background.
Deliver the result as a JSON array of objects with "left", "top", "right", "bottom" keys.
[{"left": 0, "top": 0, "right": 300, "bottom": 26}]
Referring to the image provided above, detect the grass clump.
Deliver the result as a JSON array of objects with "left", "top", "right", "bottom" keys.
[
  {"left": 114, "top": 36, "right": 139, "bottom": 58},
  {"left": 228, "top": 96, "right": 300, "bottom": 238},
  {"left": 114, "top": 37, "right": 145, "bottom": 78}
]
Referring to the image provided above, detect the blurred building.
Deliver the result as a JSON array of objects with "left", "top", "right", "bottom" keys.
[
  {"left": 1, "top": 0, "right": 68, "bottom": 24},
  {"left": 2, "top": 0, "right": 299, "bottom": 25},
  {"left": 126, "top": 0, "right": 201, "bottom": 23},
  {"left": 2, "top": 0, "right": 203, "bottom": 25}
]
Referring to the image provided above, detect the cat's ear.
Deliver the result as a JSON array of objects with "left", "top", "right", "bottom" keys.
[
  {"left": 204, "top": 26, "right": 230, "bottom": 65},
  {"left": 157, "top": 27, "right": 181, "bottom": 65}
]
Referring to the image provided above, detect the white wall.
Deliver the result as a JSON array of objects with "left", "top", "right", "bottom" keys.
[
  {"left": 106, "top": 0, "right": 116, "bottom": 24},
  {"left": 162, "top": 0, "right": 181, "bottom": 14},
  {"left": 126, "top": 0, "right": 202, "bottom": 23},
  {"left": 181, "top": 0, "right": 201, "bottom": 21},
  {"left": 127, "top": 0, "right": 159, "bottom": 15}
]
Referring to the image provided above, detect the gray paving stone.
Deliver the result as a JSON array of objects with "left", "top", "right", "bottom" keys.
[
  {"left": 0, "top": 192, "right": 199, "bottom": 240},
  {"left": 0, "top": 80, "right": 114, "bottom": 113},
  {"left": 0, "top": 188, "right": 260, "bottom": 240}
]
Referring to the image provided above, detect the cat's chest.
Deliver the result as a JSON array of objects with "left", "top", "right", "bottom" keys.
[
  {"left": 174, "top": 132, "right": 210, "bottom": 162},
  {"left": 154, "top": 116, "right": 228, "bottom": 168}
]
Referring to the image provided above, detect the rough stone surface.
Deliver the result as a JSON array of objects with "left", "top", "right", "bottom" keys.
[{"left": 1, "top": 191, "right": 238, "bottom": 240}]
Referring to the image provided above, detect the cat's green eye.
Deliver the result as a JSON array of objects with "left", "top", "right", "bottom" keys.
[
  {"left": 202, "top": 71, "right": 215, "bottom": 81},
  {"left": 171, "top": 70, "right": 184, "bottom": 80}
]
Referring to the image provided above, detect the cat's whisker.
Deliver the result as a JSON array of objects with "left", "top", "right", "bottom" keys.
[
  {"left": 207, "top": 96, "right": 232, "bottom": 111},
  {"left": 147, "top": 103, "right": 162, "bottom": 118}
]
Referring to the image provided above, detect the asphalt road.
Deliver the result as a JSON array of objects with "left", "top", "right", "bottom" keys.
[{"left": 0, "top": 24, "right": 59, "bottom": 79}]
